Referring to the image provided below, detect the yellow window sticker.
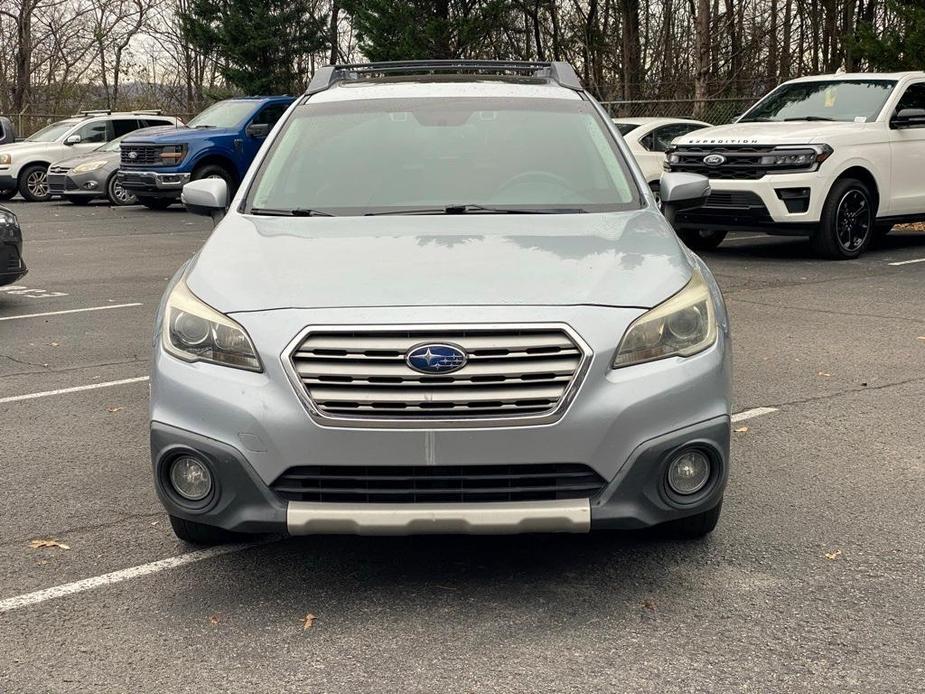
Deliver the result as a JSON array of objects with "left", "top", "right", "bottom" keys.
[{"left": 824, "top": 87, "right": 836, "bottom": 108}]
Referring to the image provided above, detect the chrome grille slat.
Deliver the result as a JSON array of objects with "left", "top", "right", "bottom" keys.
[{"left": 288, "top": 325, "right": 590, "bottom": 425}]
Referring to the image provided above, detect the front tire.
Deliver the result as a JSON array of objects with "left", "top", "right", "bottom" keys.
[
  {"left": 811, "top": 178, "right": 874, "bottom": 259},
  {"left": 678, "top": 229, "right": 728, "bottom": 251},
  {"left": 191, "top": 164, "right": 237, "bottom": 199},
  {"left": 138, "top": 196, "right": 173, "bottom": 210},
  {"left": 660, "top": 501, "right": 723, "bottom": 539},
  {"left": 168, "top": 515, "right": 241, "bottom": 545},
  {"left": 106, "top": 173, "right": 137, "bottom": 206},
  {"left": 18, "top": 164, "right": 51, "bottom": 202}
]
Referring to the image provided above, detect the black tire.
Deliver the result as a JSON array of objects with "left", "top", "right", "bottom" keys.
[
  {"left": 169, "top": 515, "right": 240, "bottom": 545},
  {"left": 678, "top": 229, "right": 728, "bottom": 251},
  {"left": 660, "top": 501, "right": 723, "bottom": 539},
  {"left": 17, "top": 163, "right": 51, "bottom": 202},
  {"left": 65, "top": 196, "right": 91, "bottom": 206},
  {"left": 191, "top": 163, "right": 237, "bottom": 199},
  {"left": 811, "top": 178, "right": 874, "bottom": 259},
  {"left": 0, "top": 188, "right": 16, "bottom": 201},
  {"left": 106, "top": 173, "right": 137, "bottom": 206},
  {"left": 138, "top": 196, "right": 173, "bottom": 210}
]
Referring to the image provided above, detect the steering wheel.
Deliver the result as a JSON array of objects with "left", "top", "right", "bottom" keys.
[{"left": 496, "top": 170, "right": 575, "bottom": 195}]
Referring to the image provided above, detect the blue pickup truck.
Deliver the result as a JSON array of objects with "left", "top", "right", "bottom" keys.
[{"left": 117, "top": 96, "right": 294, "bottom": 209}]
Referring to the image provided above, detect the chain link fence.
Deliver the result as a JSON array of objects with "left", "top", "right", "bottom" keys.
[{"left": 600, "top": 96, "right": 758, "bottom": 125}]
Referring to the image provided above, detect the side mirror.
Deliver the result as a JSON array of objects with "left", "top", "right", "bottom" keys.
[
  {"left": 890, "top": 107, "right": 925, "bottom": 129},
  {"left": 245, "top": 122, "right": 270, "bottom": 139},
  {"left": 182, "top": 178, "right": 227, "bottom": 223},
  {"left": 64, "top": 134, "right": 81, "bottom": 145},
  {"left": 659, "top": 172, "right": 711, "bottom": 226}
]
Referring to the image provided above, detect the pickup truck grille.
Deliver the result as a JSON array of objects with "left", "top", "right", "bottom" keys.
[
  {"left": 120, "top": 144, "right": 162, "bottom": 166},
  {"left": 670, "top": 145, "right": 777, "bottom": 180},
  {"left": 289, "top": 325, "right": 590, "bottom": 426},
  {"left": 271, "top": 463, "right": 606, "bottom": 503}
]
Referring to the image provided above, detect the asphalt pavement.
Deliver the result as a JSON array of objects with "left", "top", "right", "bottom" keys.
[{"left": 1, "top": 199, "right": 923, "bottom": 693}]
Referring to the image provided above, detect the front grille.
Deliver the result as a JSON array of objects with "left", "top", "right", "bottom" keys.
[
  {"left": 3, "top": 246, "right": 21, "bottom": 271},
  {"left": 121, "top": 144, "right": 162, "bottom": 166},
  {"left": 671, "top": 145, "right": 777, "bottom": 180},
  {"left": 271, "top": 463, "right": 606, "bottom": 503},
  {"left": 289, "top": 325, "right": 589, "bottom": 424},
  {"left": 47, "top": 173, "right": 66, "bottom": 195},
  {"left": 703, "top": 191, "right": 766, "bottom": 209},
  {"left": 48, "top": 165, "right": 70, "bottom": 175}
]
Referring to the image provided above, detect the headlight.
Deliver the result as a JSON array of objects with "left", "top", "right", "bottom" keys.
[
  {"left": 0, "top": 153, "right": 11, "bottom": 165},
  {"left": 0, "top": 208, "right": 17, "bottom": 240},
  {"left": 613, "top": 266, "right": 717, "bottom": 368},
  {"left": 159, "top": 144, "right": 187, "bottom": 163},
  {"left": 162, "top": 278, "right": 261, "bottom": 371},
  {"left": 759, "top": 144, "right": 832, "bottom": 170},
  {"left": 71, "top": 159, "right": 107, "bottom": 174}
]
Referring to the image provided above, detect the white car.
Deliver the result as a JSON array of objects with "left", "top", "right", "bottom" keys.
[
  {"left": 0, "top": 111, "right": 180, "bottom": 202},
  {"left": 613, "top": 117, "right": 711, "bottom": 190},
  {"left": 667, "top": 71, "right": 925, "bottom": 258}
]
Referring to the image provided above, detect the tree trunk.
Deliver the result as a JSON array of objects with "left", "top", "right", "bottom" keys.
[
  {"left": 329, "top": 2, "right": 340, "bottom": 64},
  {"left": 620, "top": 0, "right": 641, "bottom": 100},
  {"left": 691, "top": 0, "right": 711, "bottom": 117}
]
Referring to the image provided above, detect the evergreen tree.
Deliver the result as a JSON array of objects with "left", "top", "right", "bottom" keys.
[
  {"left": 179, "top": 0, "right": 327, "bottom": 94},
  {"left": 854, "top": 0, "right": 925, "bottom": 70}
]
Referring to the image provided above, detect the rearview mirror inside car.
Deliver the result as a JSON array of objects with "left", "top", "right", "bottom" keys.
[{"left": 182, "top": 178, "right": 228, "bottom": 223}]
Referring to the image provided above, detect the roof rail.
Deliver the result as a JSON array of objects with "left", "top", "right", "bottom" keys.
[
  {"left": 73, "top": 109, "right": 112, "bottom": 117},
  {"left": 132, "top": 109, "right": 164, "bottom": 115},
  {"left": 305, "top": 60, "right": 583, "bottom": 96}
]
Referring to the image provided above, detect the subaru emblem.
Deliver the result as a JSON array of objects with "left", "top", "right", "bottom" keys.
[
  {"left": 702, "top": 153, "right": 726, "bottom": 167},
  {"left": 406, "top": 343, "right": 468, "bottom": 374}
]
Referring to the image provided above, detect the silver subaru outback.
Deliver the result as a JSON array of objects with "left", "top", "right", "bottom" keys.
[{"left": 151, "top": 61, "right": 730, "bottom": 545}]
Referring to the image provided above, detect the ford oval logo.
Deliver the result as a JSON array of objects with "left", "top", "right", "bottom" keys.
[
  {"left": 406, "top": 343, "right": 468, "bottom": 374},
  {"left": 703, "top": 153, "right": 726, "bottom": 167},
  {"left": 128, "top": 150, "right": 138, "bottom": 159}
]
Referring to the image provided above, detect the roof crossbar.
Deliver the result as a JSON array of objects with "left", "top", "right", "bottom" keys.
[{"left": 305, "top": 60, "right": 583, "bottom": 95}]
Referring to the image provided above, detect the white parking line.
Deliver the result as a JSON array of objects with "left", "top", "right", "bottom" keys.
[
  {"left": 0, "top": 542, "right": 264, "bottom": 614},
  {"left": 731, "top": 406, "right": 778, "bottom": 422},
  {"left": 888, "top": 257, "right": 925, "bottom": 266},
  {"left": 0, "top": 302, "right": 142, "bottom": 322},
  {"left": 0, "top": 376, "right": 149, "bottom": 404}
]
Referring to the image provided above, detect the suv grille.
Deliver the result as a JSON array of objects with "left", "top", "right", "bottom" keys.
[
  {"left": 121, "top": 144, "right": 162, "bottom": 166},
  {"left": 271, "top": 463, "right": 606, "bottom": 503},
  {"left": 289, "top": 326, "right": 589, "bottom": 425},
  {"left": 670, "top": 145, "right": 777, "bottom": 180}
]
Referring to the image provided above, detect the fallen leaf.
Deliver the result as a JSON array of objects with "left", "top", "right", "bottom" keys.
[
  {"left": 642, "top": 599, "right": 656, "bottom": 611},
  {"left": 106, "top": 407, "right": 124, "bottom": 413},
  {"left": 49, "top": 342, "right": 59, "bottom": 347},
  {"left": 209, "top": 614, "right": 221, "bottom": 625},
  {"left": 917, "top": 336, "right": 925, "bottom": 342},
  {"left": 150, "top": 521, "right": 159, "bottom": 526},
  {"left": 817, "top": 372, "right": 832, "bottom": 377},
  {"left": 29, "top": 539, "right": 70, "bottom": 550},
  {"left": 302, "top": 613, "right": 317, "bottom": 630},
  {"left": 734, "top": 426, "right": 749, "bottom": 433},
  {"left": 824, "top": 549, "right": 842, "bottom": 561}
]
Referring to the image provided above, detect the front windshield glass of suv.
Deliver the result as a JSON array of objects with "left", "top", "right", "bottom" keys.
[
  {"left": 247, "top": 98, "right": 640, "bottom": 215},
  {"left": 740, "top": 80, "right": 896, "bottom": 123},
  {"left": 187, "top": 101, "right": 256, "bottom": 129},
  {"left": 27, "top": 120, "right": 79, "bottom": 142},
  {"left": 98, "top": 134, "right": 129, "bottom": 152}
]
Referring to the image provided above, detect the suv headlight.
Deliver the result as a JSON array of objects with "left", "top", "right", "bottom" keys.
[
  {"left": 72, "top": 159, "right": 107, "bottom": 174},
  {"left": 613, "top": 266, "right": 717, "bottom": 368},
  {"left": 759, "top": 144, "right": 832, "bottom": 170},
  {"left": 159, "top": 144, "right": 187, "bottom": 163},
  {"left": 162, "top": 278, "right": 261, "bottom": 371},
  {"left": 0, "top": 153, "right": 11, "bottom": 165}
]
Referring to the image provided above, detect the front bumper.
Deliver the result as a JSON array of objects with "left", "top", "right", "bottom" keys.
[
  {"left": 150, "top": 304, "right": 732, "bottom": 536},
  {"left": 48, "top": 170, "right": 106, "bottom": 198},
  {"left": 0, "top": 241, "right": 27, "bottom": 286},
  {"left": 0, "top": 172, "right": 16, "bottom": 190},
  {"left": 118, "top": 170, "right": 190, "bottom": 198},
  {"left": 675, "top": 172, "right": 830, "bottom": 233}
]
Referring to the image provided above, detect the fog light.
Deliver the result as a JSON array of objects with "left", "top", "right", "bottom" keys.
[
  {"left": 169, "top": 455, "right": 212, "bottom": 501},
  {"left": 84, "top": 181, "right": 98, "bottom": 190},
  {"left": 667, "top": 450, "right": 711, "bottom": 495}
]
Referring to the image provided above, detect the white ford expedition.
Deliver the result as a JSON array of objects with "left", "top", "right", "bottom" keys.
[{"left": 667, "top": 72, "right": 925, "bottom": 259}]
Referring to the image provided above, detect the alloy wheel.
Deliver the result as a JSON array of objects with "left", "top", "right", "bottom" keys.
[
  {"left": 835, "top": 189, "right": 871, "bottom": 252},
  {"left": 27, "top": 170, "right": 49, "bottom": 199}
]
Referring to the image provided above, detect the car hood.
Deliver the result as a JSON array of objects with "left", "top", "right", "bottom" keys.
[
  {"left": 676, "top": 120, "right": 871, "bottom": 146},
  {"left": 186, "top": 210, "right": 693, "bottom": 314},
  {"left": 0, "top": 140, "right": 60, "bottom": 156},
  {"left": 122, "top": 125, "right": 235, "bottom": 145},
  {"left": 52, "top": 150, "right": 120, "bottom": 169}
]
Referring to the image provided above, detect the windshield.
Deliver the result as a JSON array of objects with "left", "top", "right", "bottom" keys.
[
  {"left": 247, "top": 98, "right": 640, "bottom": 215},
  {"left": 187, "top": 101, "right": 256, "bottom": 128},
  {"left": 98, "top": 134, "right": 130, "bottom": 152},
  {"left": 740, "top": 80, "right": 896, "bottom": 123},
  {"left": 614, "top": 122, "right": 640, "bottom": 135},
  {"left": 27, "top": 120, "right": 79, "bottom": 142}
]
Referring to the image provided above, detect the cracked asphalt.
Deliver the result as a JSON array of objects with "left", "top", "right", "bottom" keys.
[{"left": 1, "top": 199, "right": 923, "bottom": 693}]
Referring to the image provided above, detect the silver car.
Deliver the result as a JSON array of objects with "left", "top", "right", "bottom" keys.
[
  {"left": 48, "top": 135, "right": 136, "bottom": 206},
  {"left": 152, "top": 61, "right": 730, "bottom": 545}
]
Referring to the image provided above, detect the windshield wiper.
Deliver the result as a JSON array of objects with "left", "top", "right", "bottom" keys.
[
  {"left": 783, "top": 116, "right": 835, "bottom": 121},
  {"left": 249, "top": 207, "right": 336, "bottom": 217},
  {"left": 737, "top": 117, "right": 776, "bottom": 122},
  {"left": 365, "top": 204, "right": 586, "bottom": 216}
]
